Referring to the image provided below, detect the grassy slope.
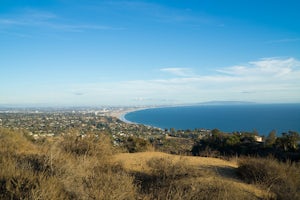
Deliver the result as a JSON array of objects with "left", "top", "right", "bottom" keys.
[
  {"left": 0, "top": 128, "right": 270, "bottom": 199},
  {"left": 114, "top": 152, "right": 267, "bottom": 198}
]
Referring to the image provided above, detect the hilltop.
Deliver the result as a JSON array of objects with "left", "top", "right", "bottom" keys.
[
  {"left": 114, "top": 151, "right": 267, "bottom": 199},
  {"left": 0, "top": 111, "right": 299, "bottom": 199},
  {"left": 2, "top": 127, "right": 299, "bottom": 199}
]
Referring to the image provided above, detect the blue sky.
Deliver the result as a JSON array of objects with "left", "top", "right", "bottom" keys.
[{"left": 1, "top": 0, "right": 300, "bottom": 106}]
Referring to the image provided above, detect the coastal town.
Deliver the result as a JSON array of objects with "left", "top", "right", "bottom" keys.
[
  {"left": 0, "top": 107, "right": 211, "bottom": 152},
  {"left": 0, "top": 107, "right": 155, "bottom": 136}
]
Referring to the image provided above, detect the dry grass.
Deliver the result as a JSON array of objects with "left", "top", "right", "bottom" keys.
[
  {"left": 114, "top": 151, "right": 237, "bottom": 172},
  {"left": 114, "top": 151, "right": 267, "bottom": 199},
  {"left": 0, "top": 128, "right": 38, "bottom": 155},
  {"left": 0, "top": 128, "right": 137, "bottom": 200},
  {"left": 238, "top": 156, "right": 300, "bottom": 200},
  {"left": 1, "top": 128, "right": 277, "bottom": 199}
]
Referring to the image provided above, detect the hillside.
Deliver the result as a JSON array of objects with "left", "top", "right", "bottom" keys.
[
  {"left": 1, "top": 128, "right": 299, "bottom": 199},
  {"left": 114, "top": 152, "right": 267, "bottom": 199}
]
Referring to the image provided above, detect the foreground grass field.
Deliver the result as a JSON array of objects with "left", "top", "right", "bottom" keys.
[
  {"left": 114, "top": 152, "right": 267, "bottom": 199},
  {"left": 0, "top": 128, "right": 299, "bottom": 199}
]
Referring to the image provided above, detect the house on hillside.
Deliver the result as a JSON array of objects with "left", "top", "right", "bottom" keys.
[{"left": 254, "top": 135, "right": 263, "bottom": 142}]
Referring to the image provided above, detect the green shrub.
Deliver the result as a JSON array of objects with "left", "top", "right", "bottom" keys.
[{"left": 124, "top": 136, "right": 152, "bottom": 153}]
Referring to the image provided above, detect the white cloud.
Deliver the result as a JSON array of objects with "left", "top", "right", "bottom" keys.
[
  {"left": 3, "top": 57, "right": 299, "bottom": 106},
  {"left": 0, "top": 9, "right": 57, "bottom": 26},
  {"left": 160, "top": 68, "right": 194, "bottom": 77},
  {"left": 114, "top": 57, "right": 300, "bottom": 104},
  {"left": 53, "top": 57, "right": 300, "bottom": 105},
  {"left": 0, "top": 9, "right": 116, "bottom": 33},
  {"left": 217, "top": 57, "right": 300, "bottom": 78}
]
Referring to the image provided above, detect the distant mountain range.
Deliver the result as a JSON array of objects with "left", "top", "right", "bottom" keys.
[{"left": 192, "top": 101, "right": 257, "bottom": 105}]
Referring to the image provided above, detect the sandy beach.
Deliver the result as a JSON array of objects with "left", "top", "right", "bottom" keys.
[{"left": 108, "top": 107, "right": 150, "bottom": 124}]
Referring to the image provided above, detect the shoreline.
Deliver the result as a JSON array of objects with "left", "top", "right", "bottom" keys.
[
  {"left": 108, "top": 106, "right": 171, "bottom": 131},
  {"left": 110, "top": 104, "right": 300, "bottom": 135},
  {"left": 108, "top": 104, "right": 180, "bottom": 125},
  {"left": 108, "top": 107, "right": 151, "bottom": 124}
]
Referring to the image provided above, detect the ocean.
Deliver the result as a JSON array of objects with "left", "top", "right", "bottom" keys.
[{"left": 124, "top": 104, "right": 300, "bottom": 136}]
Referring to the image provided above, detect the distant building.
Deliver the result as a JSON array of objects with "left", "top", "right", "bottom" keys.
[{"left": 254, "top": 135, "right": 263, "bottom": 142}]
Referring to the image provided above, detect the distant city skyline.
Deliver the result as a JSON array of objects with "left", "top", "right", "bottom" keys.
[{"left": 1, "top": 0, "right": 300, "bottom": 106}]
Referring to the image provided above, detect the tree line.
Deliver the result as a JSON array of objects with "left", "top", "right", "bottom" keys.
[{"left": 192, "top": 129, "right": 300, "bottom": 161}]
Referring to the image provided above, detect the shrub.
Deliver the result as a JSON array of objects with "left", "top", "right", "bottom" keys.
[
  {"left": 60, "top": 131, "right": 113, "bottom": 158},
  {"left": 136, "top": 156, "right": 259, "bottom": 200},
  {"left": 83, "top": 162, "right": 137, "bottom": 200},
  {"left": 152, "top": 179, "right": 258, "bottom": 200},
  {"left": 0, "top": 154, "right": 67, "bottom": 200},
  {"left": 237, "top": 157, "right": 300, "bottom": 199},
  {"left": 147, "top": 157, "right": 193, "bottom": 181},
  {"left": 54, "top": 132, "right": 138, "bottom": 199},
  {"left": 15, "top": 154, "right": 54, "bottom": 176},
  {"left": 0, "top": 128, "right": 138, "bottom": 200},
  {"left": 136, "top": 156, "right": 205, "bottom": 199},
  {"left": 0, "top": 128, "right": 36, "bottom": 155},
  {"left": 124, "top": 136, "right": 152, "bottom": 153}
]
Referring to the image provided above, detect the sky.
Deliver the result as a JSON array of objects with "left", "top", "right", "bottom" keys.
[{"left": 0, "top": 0, "right": 300, "bottom": 106}]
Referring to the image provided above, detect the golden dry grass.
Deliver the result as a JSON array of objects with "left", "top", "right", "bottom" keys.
[
  {"left": 114, "top": 151, "right": 237, "bottom": 172},
  {"left": 238, "top": 157, "right": 300, "bottom": 200},
  {"left": 0, "top": 128, "right": 273, "bottom": 199},
  {"left": 0, "top": 128, "right": 138, "bottom": 200},
  {"left": 114, "top": 151, "right": 268, "bottom": 199}
]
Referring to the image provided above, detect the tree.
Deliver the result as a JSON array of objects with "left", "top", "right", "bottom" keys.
[
  {"left": 225, "top": 134, "right": 240, "bottom": 146},
  {"left": 265, "top": 130, "right": 276, "bottom": 147},
  {"left": 275, "top": 131, "right": 300, "bottom": 151},
  {"left": 286, "top": 131, "right": 300, "bottom": 151}
]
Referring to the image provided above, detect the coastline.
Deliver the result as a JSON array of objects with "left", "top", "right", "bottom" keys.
[
  {"left": 108, "top": 104, "right": 183, "bottom": 125},
  {"left": 113, "top": 104, "right": 300, "bottom": 135},
  {"left": 108, "top": 107, "right": 150, "bottom": 124}
]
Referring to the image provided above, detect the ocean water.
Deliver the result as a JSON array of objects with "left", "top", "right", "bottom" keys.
[{"left": 124, "top": 104, "right": 300, "bottom": 136}]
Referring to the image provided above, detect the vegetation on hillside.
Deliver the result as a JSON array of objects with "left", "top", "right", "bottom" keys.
[
  {"left": 1, "top": 127, "right": 300, "bottom": 199},
  {"left": 192, "top": 128, "right": 300, "bottom": 161},
  {"left": 0, "top": 128, "right": 136, "bottom": 200},
  {"left": 238, "top": 157, "right": 300, "bottom": 199}
]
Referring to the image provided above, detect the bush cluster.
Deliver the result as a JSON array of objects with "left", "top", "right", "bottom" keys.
[
  {"left": 237, "top": 157, "right": 300, "bottom": 199},
  {"left": 123, "top": 136, "right": 152, "bottom": 153},
  {"left": 133, "top": 156, "right": 259, "bottom": 200}
]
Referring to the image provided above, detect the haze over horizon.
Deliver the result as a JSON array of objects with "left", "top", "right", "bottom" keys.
[{"left": 1, "top": 0, "right": 300, "bottom": 106}]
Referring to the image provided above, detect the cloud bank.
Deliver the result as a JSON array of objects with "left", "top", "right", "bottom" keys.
[
  {"left": 2, "top": 57, "right": 299, "bottom": 106},
  {"left": 62, "top": 57, "right": 300, "bottom": 105}
]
